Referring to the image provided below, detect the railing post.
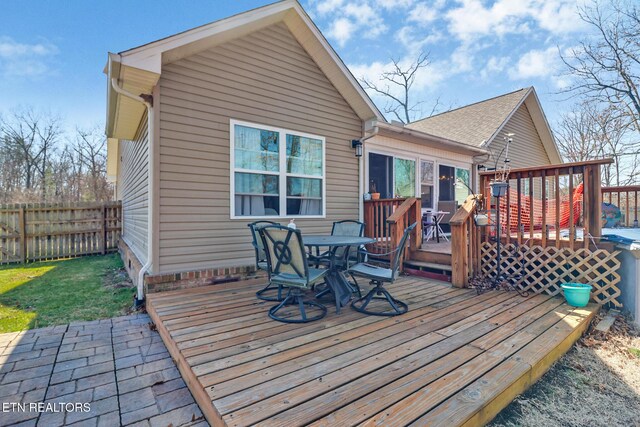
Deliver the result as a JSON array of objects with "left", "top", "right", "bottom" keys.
[
  {"left": 451, "top": 221, "right": 466, "bottom": 287},
  {"left": 411, "top": 199, "right": 422, "bottom": 252},
  {"left": 450, "top": 195, "right": 477, "bottom": 288},
  {"left": 586, "top": 165, "right": 603, "bottom": 239}
]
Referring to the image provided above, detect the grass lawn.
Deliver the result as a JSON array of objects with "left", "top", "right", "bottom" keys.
[{"left": 0, "top": 254, "right": 135, "bottom": 333}]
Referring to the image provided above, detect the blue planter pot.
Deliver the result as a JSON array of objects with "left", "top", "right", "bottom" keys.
[{"left": 560, "top": 283, "right": 592, "bottom": 307}]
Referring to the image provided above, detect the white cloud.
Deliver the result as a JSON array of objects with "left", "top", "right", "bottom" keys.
[
  {"left": 395, "top": 25, "right": 443, "bottom": 54},
  {"left": 0, "top": 37, "right": 58, "bottom": 77},
  {"left": 449, "top": 44, "right": 476, "bottom": 73},
  {"left": 407, "top": 2, "right": 439, "bottom": 26},
  {"left": 480, "top": 56, "right": 510, "bottom": 79},
  {"left": 344, "top": 2, "right": 388, "bottom": 39},
  {"left": 446, "top": 0, "right": 532, "bottom": 41},
  {"left": 0, "top": 37, "right": 57, "bottom": 58},
  {"left": 509, "top": 46, "right": 559, "bottom": 80},
  {"left": 315, "top": 0, "right": 346, "bottom": 15},
  {"left": 327, "top": 18, "right": 355, "bottom": 46},
  {"left": 374, "top": 0, "right": 415, "bottom": 9},
  {"left": 445, "top": 0, "right": 583, "bottom": 42},
  {"left": 535, "top": 0, "right": 588, "bottom": 34},
  {"left": 312, "top": 0, "right": 426, "bottom": 46}
]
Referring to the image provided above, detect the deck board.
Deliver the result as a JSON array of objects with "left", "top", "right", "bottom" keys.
[{"left": 146, "top": 276, "right": 598, "bottom": 427}]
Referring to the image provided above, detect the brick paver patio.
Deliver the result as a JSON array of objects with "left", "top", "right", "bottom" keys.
[{"left": 0, "top": 314, "right": 208, "bottom": 427}]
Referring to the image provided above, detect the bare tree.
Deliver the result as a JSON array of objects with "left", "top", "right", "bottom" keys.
[
  {"left": 71, "top": 127, "right": 111, "bottom": 202},
  {"left": 555, "top": 100, "right": 638, "bottom": 185},
  {"left": 0, "top": 108, "right": 62, "bottom": 202},
  {"left": 360, "top": 52, "right": 440, "bottom": 124},
  {"left": 560, "top": 1, "right": 640, "bottom": 132},
  {"left": 556, "top": 102, "right": 605, "bottom": 163},
  {"left": 0, "top": 108, "right": 113, "bottom": 204}
]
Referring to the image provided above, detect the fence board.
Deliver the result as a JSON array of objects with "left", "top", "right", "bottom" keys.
[{"left": 0, "top": 201, "right": 122, "bottom": 265}]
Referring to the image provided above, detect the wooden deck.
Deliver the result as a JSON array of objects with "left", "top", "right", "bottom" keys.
[{"left": 146, "top": 276, "right": 599, "bottom": 427}]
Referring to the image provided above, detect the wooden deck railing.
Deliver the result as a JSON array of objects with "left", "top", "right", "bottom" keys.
[
  {"left": 602, "top": 185, "right": 640, "bottom": 227},
  {"left": 450, "top": 195, "right": 482, "bottom": 287},
  {"left": 451, "top": 159, "right": 615, "bottom": 288},
  {"left": 478, "top": 158, "right": 613, "bottom": 250},
  {"left": 363, "top": 197, "right": 422, "bottom": 269}
]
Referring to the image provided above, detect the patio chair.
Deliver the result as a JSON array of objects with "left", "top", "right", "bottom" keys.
[
  {"left": 349, "top": 222, "right": 417, "bottom": 316},
  {"left": 422, "top": 212, "right": 436, "bottom": 242},
  {"left": 310, "top": 220, "right": 365, "bottom": 298},
  {"left": 259, "top": 225, "right": 328, "bottom": 323},
  {"left": 248, "top": 221, "right": 282, "bottom": 302}
]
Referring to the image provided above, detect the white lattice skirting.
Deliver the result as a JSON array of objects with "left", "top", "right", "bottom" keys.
[{"left": 480, "top": 242, "right": 622, "bottom": 306}]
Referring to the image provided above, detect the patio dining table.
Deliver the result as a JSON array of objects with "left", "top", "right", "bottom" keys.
[{"left": 303, "top": 235, "right": 375, "bottom": 314}]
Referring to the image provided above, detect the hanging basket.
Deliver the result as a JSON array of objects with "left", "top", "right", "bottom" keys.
[
  {"left": 490, "top": 181, "right": 509, "bottom": 197},
  {"left": 474, "top": 213, "right": 489, "bottom": 226}
]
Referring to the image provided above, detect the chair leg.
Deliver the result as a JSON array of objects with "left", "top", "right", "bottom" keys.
[
  {"left": 269, "top": 288, "right": 327, "bottom": 323},
  {"left": 348, "top": 273, "right": 362, "bottom": 298},
  {"left": 256, "top": 282, "right": 284, "bottom": 302},
  {"left": 351, "top": 281, "right": 408, "bottom": 316},
  {"left": 315, "top": 281, "right": 332, "bottom": 299}
]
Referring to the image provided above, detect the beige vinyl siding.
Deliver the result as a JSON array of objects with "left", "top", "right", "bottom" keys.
[
  {"left": 157, "top": 22, "right": 362, "bottom": 273},
  {"left": 487, "top": 103, "right": 551, "bottom": 169},
  {"left": 485, "top": 103, "right": 551, "bottom": 199},
  {"left": 118, "top": 113, "right": 149, "bottom": 264}
]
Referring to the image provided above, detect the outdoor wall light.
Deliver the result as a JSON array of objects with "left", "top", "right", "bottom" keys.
[{"left": 351, "top": 139, "right": 363, "bottom": 158}]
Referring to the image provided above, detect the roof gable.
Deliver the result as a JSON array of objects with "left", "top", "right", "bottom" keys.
[
  {"left": 406, "top": 87, "right": 561, "bottom": 164},
  {"left": 106, "top": 0, "right": 382, "bottom": 139},
  {"left": 406, "top": 88, "right": 529, "bottom": 147}
]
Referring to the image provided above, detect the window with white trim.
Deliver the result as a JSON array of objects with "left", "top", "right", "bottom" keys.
[{"left": 231, "top": 120, "right": 325, "bottom": 218}]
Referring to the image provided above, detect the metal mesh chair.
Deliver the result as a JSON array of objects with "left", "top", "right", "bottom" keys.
[
  {"left": 331, "top": 220, "right": 365, "bottom": 265},
  {"left": 259, "top": 225, "right": 328, "bottom": 323},
  {"left": 310, "top": 220, "right": 365, "bottom": 299},
  {"left": 248, "top": 221, "right": 282, "bottom": 301},
  {"left": 349, "top": 222, "right": 417, "bottom": 316}
]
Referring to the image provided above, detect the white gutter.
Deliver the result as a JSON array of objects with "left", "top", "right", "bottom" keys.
[
  {"left": 377, "top": 121, "right": 489, "bottom": 156},
  {"left": 110, "top": 77, "right": 154, "bottom": 304}
]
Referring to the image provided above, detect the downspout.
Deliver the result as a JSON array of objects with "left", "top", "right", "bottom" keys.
[{"left": 110, "top": 77, "right": 154, "bottom": 305}]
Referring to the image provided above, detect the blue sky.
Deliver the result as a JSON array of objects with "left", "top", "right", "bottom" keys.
[{"left": 0, "top": 0, "right": 591, "bottom": 132}]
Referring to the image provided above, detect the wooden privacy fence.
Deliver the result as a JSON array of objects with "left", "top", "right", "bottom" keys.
[{"left": 0, "top": 201, "right": 122, "bottom": 265}]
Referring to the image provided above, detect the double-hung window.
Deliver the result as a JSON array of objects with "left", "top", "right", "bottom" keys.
[{"left": 231, "top": 120, "right": 325, "bottom": 218}]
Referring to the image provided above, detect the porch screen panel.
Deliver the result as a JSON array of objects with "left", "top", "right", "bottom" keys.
[
  {"left": 455, "top": 168, "right": 471, "bottom": 204},
  {"left": 394, "top": 158, "right": 415, "bottom": 197},
  {"left": 421, "top": 160, "right": 435, "bottom": 209}
]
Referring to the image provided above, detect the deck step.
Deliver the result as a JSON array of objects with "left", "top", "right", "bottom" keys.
[
  {"left": 404, "top": 260, "right": 452, "bottom": 272},
  {"left": 410, "top": 249, "right": 452, "bottom": 265}
]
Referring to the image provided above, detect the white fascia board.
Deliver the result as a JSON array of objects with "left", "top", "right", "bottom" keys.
[{"left": 117, "top": 1, "right": 295, "bottom": 73}]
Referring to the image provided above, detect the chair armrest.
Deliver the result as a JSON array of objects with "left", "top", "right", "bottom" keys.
[{"left": 357, "top": 246, "right": 401, "bottom": 258}]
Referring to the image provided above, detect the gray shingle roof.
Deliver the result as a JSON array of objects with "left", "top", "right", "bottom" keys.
[{"left": 406, "top": 88, "right": 531, "bottom": 147}]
